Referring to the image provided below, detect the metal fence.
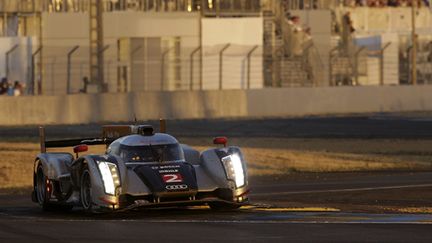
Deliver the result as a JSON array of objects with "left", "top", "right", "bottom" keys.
[
  {"left": 27, "top": 43, "right": 263, "bottom": 95},
  {"left": 3, "top": 41, "right": 432, "bottom": 96},
  {"left": 401, "top": 37, "right": 432, "bottom": 85}
]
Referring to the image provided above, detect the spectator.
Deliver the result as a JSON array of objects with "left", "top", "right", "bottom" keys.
[
  {"left": 13, "top": 81, "right": 23, "bottom": 96},
  {"left": 343, "top": 11, "right": 355, "bottom": 33},
  {"left": 7, "top": 81, "right": 14, "bottom": 96},
  {"left": 0, "top": 77, "right": 8, "bottom": 95},
  {"left": 80, "top": 76, "right": 90, "bottom": 93},
  {"left": 344, "top": 0, "right": 430, "bottom": 7},
  {"left": 288, "top": 16, "right": 302, "bottom": 32},
  {"left": 388, "top": 0, "right": 399, "bottom": 6},
  {"left": 342, "top": 11, "right": 356, "bottom": 53}
]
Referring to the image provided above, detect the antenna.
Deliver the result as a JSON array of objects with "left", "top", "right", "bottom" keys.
[
  {"left": 39, "top": 126, "right": 46, "bottom": 153},
  {"left": 159, "top": 118, "right": 166, "bottom": 133},
  {"left": 134, "top": 114, "right": 138, "bottom": 125}
]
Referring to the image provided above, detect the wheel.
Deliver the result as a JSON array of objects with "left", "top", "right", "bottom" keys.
[
  {"left": 34, "top": 163, "right": 73, "bottom": 211},
  {"left": 208, "top": 202, "right": 241, "bottom": 211},
  {"left": 80, "top": 166, "right": 94, "bottom": 212},
  {"left": 35, "top": 164, "right": 48, "bottom": 208}
]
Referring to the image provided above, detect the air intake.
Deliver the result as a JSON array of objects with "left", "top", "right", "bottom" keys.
[{"left": 136, "top": 125, "right": 154, "bottom": 136}]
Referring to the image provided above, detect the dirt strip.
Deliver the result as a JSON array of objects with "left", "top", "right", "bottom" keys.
[{"left": 1, "top": 139, "right": 432, "bottom": 189}]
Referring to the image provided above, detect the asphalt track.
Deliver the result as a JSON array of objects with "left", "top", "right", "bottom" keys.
[
  {"left": 3, "top": 113, "right": 432, "bottom": 140},
  {"left": 1, "top": 114, "right": 432, "bottom": 242},
  {"left": 1, "top": 172, "right": 432, "bottom": 242}
]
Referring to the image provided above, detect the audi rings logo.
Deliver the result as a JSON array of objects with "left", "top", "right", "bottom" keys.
[{"left": 166, "top": 184, "right": 188, "bottom": 190}]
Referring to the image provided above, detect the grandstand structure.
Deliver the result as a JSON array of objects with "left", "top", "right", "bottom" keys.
[{"left": 0, "top": 0, "right": 431, "bottom": 95}]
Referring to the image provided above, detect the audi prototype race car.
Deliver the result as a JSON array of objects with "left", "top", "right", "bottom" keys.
[{"left": 31, "top": 122, "right": 249, "bottom": 212}]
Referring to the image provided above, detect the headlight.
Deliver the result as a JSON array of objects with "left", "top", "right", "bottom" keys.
[
  {"left": 97, "top": 161, "right": 120, "bottom": 195},
  {"left": 221, "top": 154, "right": 245, "bottom": 188}
]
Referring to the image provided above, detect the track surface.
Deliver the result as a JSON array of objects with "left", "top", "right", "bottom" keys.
[
  {"left": 1, "top": 114, "right": 432, "bottom": 242},
  {"left": 1, "top": 172, "right": 432, "bottom": 242},
  {"left": 2, "top": 113, "right": 432, "bottom": 140}
]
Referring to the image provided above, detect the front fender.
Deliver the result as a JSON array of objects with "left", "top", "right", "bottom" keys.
[
  {"left": 199, "top": 146, "right": 249, "bottom": 191},
  {"left": 72, "top": 154, "right": 126, "bottom": 209}
]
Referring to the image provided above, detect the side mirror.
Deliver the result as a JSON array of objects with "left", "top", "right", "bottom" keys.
[
  {"left": 213, "top": 137, "right": 228, "bottom": 147},
  {"left": 73, "top": 144, "right": 88, "bottom": 157}
]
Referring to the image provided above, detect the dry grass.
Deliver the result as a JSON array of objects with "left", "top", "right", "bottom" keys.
[
  {"left": 0, "top": 143, "right": 39, "bottom": 189},
  {"left": 194, "top": 146, "right": 432, "bottom": 176},
  {"left": 1, "top": 139, "right": 432, "bottom": 189},
  {"left": 393, "top": 207, "right": 432, "bottom": 214}
]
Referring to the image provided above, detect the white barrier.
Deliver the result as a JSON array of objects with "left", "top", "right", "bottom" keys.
[{"left": 1, "top": 86, "right": 432, "bottom": 125}]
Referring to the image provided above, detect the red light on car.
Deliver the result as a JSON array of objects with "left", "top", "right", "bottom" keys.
[
  {"left": 73, "top": 144, "right": 88, "bottom": 154},
  {"left": 213, "top": 137, "right": 228, "bottom": 147}
]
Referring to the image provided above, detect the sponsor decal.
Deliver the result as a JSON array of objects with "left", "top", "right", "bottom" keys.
[
  {"left": 152, "top": 165, "right": 181, "bottom": 170},
  {"left": 162, "top": 173, "right": 183, "bottom": 183},
  {"left": 165, "top": 184, "right": 188, "bottom": 190},
  {"left": 159, "top": 169, "right": 179, "bottom": 173}
]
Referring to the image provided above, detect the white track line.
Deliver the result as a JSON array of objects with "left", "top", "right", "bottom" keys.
[
  {"left": 252, "top": 183, "right": 432, "bottom": 196},
  {"left": 368, "top": 116, "right": 432, "bottom": 122},
  {"left": 0, "top": 218, "right": 432, "bottom": 225}
]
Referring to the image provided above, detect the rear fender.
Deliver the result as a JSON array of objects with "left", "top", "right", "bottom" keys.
[{"left": 34, "top": 153, "right": 74, "bottom": 180}]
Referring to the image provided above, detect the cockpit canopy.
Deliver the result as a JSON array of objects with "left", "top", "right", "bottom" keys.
[{"left": 107, "top": 134, "right": 185, "bottom": 163}]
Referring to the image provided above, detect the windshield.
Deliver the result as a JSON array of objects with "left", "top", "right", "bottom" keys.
[{"left": 118, "top": 144, "right": 184, "bottom": 163}]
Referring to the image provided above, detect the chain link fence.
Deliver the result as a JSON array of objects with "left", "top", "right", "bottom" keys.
[
  {"left": 26, "top": 43, "right": 263, "bottom": 95},
  {"left": 2, "top": 38, "right": 432, "bottom": 96}
]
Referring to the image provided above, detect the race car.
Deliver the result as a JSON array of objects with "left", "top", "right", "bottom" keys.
[{"left": 31, "top": 122, "right": 249, "bottom": 212}]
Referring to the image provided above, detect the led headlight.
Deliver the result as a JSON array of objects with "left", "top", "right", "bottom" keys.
[
  {"left": 97, "top": 161, "right": 120, "bottom": 195},
  {"left": 221, "top": 154, "right": 245, "bottom": 188}
]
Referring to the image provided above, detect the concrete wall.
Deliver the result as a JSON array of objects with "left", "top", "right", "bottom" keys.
[
  {"left": 40, "top": 13, "right": 264, "bottom": 94},
  {"left": 201, "top": 17, "right": 264, "bottom": 90},
  {"left": 41, "top": 12, "right": 200, "bottom": 94},
  {"left": 2, "top": 86, "right": 432, "bottom": 126},
  {"left": 338, "top": 7, "right": 432, "bottom": 35},
  {"left": 202, "top": 18, "right": 263, "bottom": 46}
]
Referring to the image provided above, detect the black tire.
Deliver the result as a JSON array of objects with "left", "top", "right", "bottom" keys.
[
  {"left": 34, "top": 163, "right": 73, "bottom": 212},
  {"left": 208, "top": 202, "right": 241, "bottom": 211},
  {"left": 80, "top": 166, "right": 95, "bottom": 213}
]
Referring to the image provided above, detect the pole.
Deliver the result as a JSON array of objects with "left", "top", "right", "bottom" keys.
[
  {"left": 5, "top": 44, "right": 19, "bottom": 78},
  {"left": 379, "top": 42, "right": 391, "bottom": 86},
  {"left": 161, "top": 48, "right": 173, "bottom": 91},
  {"left": 411, "top": 1, "right": 417, "bottom": 85},
  {"left": 219, "top": 43, "right": 231, "bottom": 90},
  {"left": 407, "top": 45, "right": 413, "bottom": 83},
  {"left": 354, "top": 47, "right": 365, "bottom": 86},
  {"left": 66, "top": 45, "right": 80, "bottom": 94},
  {"left": 159, "top": 118, "right": 166, "bottom": 133},
  {"left": 190, "top": 46, "right": 201, "bottom": 90},
  {"left": 329, "top": 46, "right": 338, "bottom": 86},
  {"left": 31, "top": 47, "right": 42, "bottom": 95},
  {"left": 246, "top": 45, "right": 259, "bottom": 89},
  {"left": 216, "top": 0, "right": 220, "bottom": 17},
  {"left": 89, "top": 0, "right": 105, "bottom": 92},
  {"left": 39, "top": 126, "right": 46, "bottom": 153},
  {"left": 129, "top": 45, "right": 143, "bottom": 92},
  {"left": 199, "top": 0, "right": 204, "bottom": 90},
  {"left": 98, "top": 44, "right": 110, "bottom": 91},
  {"left": 37, "top": 12, "right": 43, "bottom": 94}
]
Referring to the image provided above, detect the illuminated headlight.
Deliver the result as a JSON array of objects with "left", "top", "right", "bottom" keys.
[
  {"left": 221, "top": 154, "right": 245, "bottom": 188},
  {"left": 97, "top": 161, "right": 121, "bottom": 195}
]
